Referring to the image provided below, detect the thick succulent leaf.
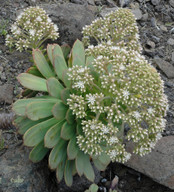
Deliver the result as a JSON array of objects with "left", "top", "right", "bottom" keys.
[
  {"left": 56, "top": 158, "right": 66, "bottom": 182},
  {"left": 75, "top": 150, "right": 85, "bottom": 176},
  {"left": 26, "top": 65, "right": 43, "bottom": 77},
  {"left": 89, "top": 184, "right": 98, "bottom": 192},
  {"left": 44, "top": 120, "right": 65, "bottom": 148},
  {"left": 93, "top": 158, "right": 107, "bottom": 171},
  {"left": 62, "top": 69, "right": 71, "bottom": 88},
  {"left": 24, "top": 117, "right": 58, "bottom": 147},
  {"left": 47, "top": 44, "right": 55, "bottom": 65},
  {"left": 67, "top": 136, "right": 79, "bottom": 160},
  {"left": 83, "top": 154, "right": 95, "bottom": 182},
  {"left": 61, "top": 121, "right": 76, "bottom": 140},
  {"left": 26, "top": 100, "right": 58, "bottom": 121},
  {"left": 46, "top": 77, "right": 64, "bottom": 98},
  {"left": 61, "top": 88, "right": 70, "bottom": 105},
  {"left": 66, "top": 109, "right": 75, "bottom": 124},
  {"left": 21, "top": 89, "right": 37, "bottom": 98},
  {"left": 29, "top": 140, "right": 49, "bottom": 163},
  {"left": 76, "top": 123, "right": 83, "bottom": 135},
  {"left": 98, "top": 152, "right": 110, "bottom": 166},
  {"left": 13, "top": 97, "right": 55, "bottom": 116},
  {"left": 86, "top": 56, "right": 94, "bottom": 68},
  {"left": 49, "top": 138, "right": 67, "bottom": 170},
  {"left": 71, "top": 39, "right": 85, "bottom": 67},
  {"left": 64, "top": 160, "right": 73, "bottom": 187},
  {"left": 17, "top": 73, "right": 47, "bottom": 91},
  {"left": 72, "top": 160, "right": 77, "bottom": 176},
  {"left": 61, "top": 44, "right": 71, "bottom": 61},
  {"left": 52, "top": 101, "right": 68, "bottom": 121},
  {"left": 33, "top": 49, "right": 55, "bottom": 78},
  {"left": 53, "top": 44, "right": 63, "bottom": 57},
  {"left": 14, "top": 117, "right": 46, "bottom": 135}
]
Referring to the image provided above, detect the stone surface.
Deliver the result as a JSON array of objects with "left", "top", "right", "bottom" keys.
[
  {"left": 154, "top": 57, "right": 174, "bottom": 78},
  {"left": 151, "top": 0, "right": 160, "bottom": 5},
  {"left": 132, "top": 9, "right": 143, "bottom": 20},
  {"left": 0, "top": 84, "right": 14, "bottom": 104},
  {"left": 125, "top": 136, "right": 174, "bottom": 190},
  {"left": 0, "top": 143, "right": 101, "bottom": 192},
  {"left": 41, "top": 3, "right": 96, "bottom": 46},
  {"left": 172, "top": 52, "right": 174, "bottom": 62},
  {"left": 169, "top": 0, "right": 174, "bottom": 7},
  {"left": 167, "top": 38, "right": 174, "bottom": 45}
]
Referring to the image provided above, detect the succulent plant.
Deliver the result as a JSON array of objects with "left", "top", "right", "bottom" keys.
[
  {"left": 6, "top": 6, "right": 59, "bottom": 52},
  {"left": 13, "top": 40, "right": 110, "bottom": 187}
]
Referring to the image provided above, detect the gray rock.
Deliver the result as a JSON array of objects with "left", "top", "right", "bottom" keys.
[
  {"left": 0, "top": 84, "right": 14, "bottom": 104},
  {"left": 167, "top": 38, "right": 174, "bottom": 45},
  {"left": 151, "top": 0, "right": 160, "bottom": 5},
  {"left": 119, "top": 0, "right": 130, "bottom": 7},
  {"left": 146, "top": 40, "right": 155, "bottom": 49},
  {"left": 132, "top": 9, "right": 143, "bottom": 20},
  {"left": 106, "top": 0, "right": 117, "bottom": 7},
  {"left": 142, "top": 13, "right": 148, "bottom": 21},
  {"left": 154, "top": 57, "right": 174, "bottom": 78},
  {"left": 41, "top": 3, "right": 96, "bottom": 46},
  {"left": 87, "top": 0, "right": 95, "bottom": 5},
  {"left": 160, "top": 25, "right": 168, "bottom": 32},
  {"left": 169, "top": 0, "right": 174, "bottom": 7},
  {"left": 100, "top": 7, "right": 118, "bottom": 17},
  {"left": 125, "top": 136, "right": 174, "bottom": 190},
  {"left": 0, "top": 143, "right": 101, "bottom": 192},
  {"left": 172, "top": 52, "right": 174, "bottom": 62}
]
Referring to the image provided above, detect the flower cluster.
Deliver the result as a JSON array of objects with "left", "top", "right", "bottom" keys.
[
  {"left": 67, "top": 9, "right": 168, "bottom": 162},
  {"left": 82, "top": 8, "right": 142, "bottom": 53},
  {"left": 5, "top": 6, "right": 59, "bottom": 52}
]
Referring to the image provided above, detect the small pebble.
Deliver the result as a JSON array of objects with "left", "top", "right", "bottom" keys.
[
  {"left": 160, "top": 25, "right": 168, "bottom": 32},
  {"left": 167, "top": 38, "right": 174, "bottom": 45}
]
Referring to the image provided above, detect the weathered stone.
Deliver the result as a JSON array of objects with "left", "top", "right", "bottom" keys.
[
  {"left": 167, "top": 38, "right": 174, "bottom": 45},
  {"left": 87, "top": 0, "right": 95, "bottom": 5},
  {"left": 160, "top": 25, "right": 168, "bottom": 32},
  {"left": 132, "top": 9, "right": 143, "bottom": 20},
  {"left": 125, "top": 136, "right": 174, "bottom": 190},
  {"left": 0, "top": 143, "right": 101, "bottom": 192},
  {"left": 169, "top": 0, "right": 174, "bottom": 7},
  {"left": 0, "top": 84, "right": 14, "bottom": 104},
  {"left": 41, "top": 3, "right": 96, "bottom": 46},
  {"left": 106, "top": 0, "right": 117, "bottom": 7},
  {"left": 172, "top": 52, "right": 174, "bottom": 62},
  {"left": 151, "top": 0, "right": 160, "bottom": 5},
  {"left": 100, "top": 7, "right": 118, "bottom": 17},
  {"left": 154, "top": 57, "right": 174, "bottom": 78},
  {"left": 119, "top": 0, "right": 130, "bottom": 7},
  {"left": 146, "top": 40, "right": 155, "bottom": 49}
]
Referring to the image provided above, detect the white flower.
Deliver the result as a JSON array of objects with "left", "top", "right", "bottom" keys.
[
  {"left": 88, "top": 45, "right": 94, "bottom": 49},
  {"left": 78, "top": 68, "right": 85, "bottom": 73},
  {"left": 123, "top": 90, "right": 130, "bottom": 98},
  {"left": 120, "top": 65, "right": 125, "bottom": 70},
  {"left": 47, "top": 17, "right": 52, "bottom": 23},
  {"left": 110, "top": 150, "right": 117, "bottom": 159},
  {"left": 147, "top": 107, "right": 154, "bottom": 114},
  {"left": 90, "top": 124, "right": 96, "bottom": 130},
  {"left": 86, "top": 95, "right": 95, "bottom": 105},
  {"left": 29, "top": 29, "right": 35, "bottom": 36},
  {"left": 107, "top": 40, "right": 112, "bottom": 45},
  {"left": 26, "top": 20, "right": 30, "bottom": 25},
  {"left": 97, "top": 55, "right": 103, "bottom": 60},
  {"left": 54, "top": 24, "right": 58, "bottom": 31},
  {"left": 15, "top": 29, "right": 21, "bottom": 35},
  {"left": 109, "top": 136, "right": 118, "bottom": 144},
  {"left": 11, "top": 25, "right": 17, "bottom": 31},
  {"left": 111, "top": 46, "right": 119, "bottom": 50},
  {"left": 125, "top": 153, "right": 131, "bottom": 161},
  {"left": 74, "top": 81, "right": 85, "bottom": 89},
  {"left": 156, "top": 133, "right": 162, "bottom": 141},
  {"left": 133, "top": 111, "right": 141, "bottom": 119},
  {"left": 102, "top": 126, "right": 109, "bottom": 134},
  {"left": 17, "top": 14, "right": 22, "bottom": 20},
  {"left": 36, "top": 16, "right": 42, "bottom": 22}
]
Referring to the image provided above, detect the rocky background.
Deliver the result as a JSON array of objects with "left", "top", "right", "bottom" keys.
[{"left": 0, "top": 0, "right": 174, "bottom": 191}]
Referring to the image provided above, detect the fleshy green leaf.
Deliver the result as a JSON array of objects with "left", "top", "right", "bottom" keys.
[
  {"left": 98, "top": 152, "right": 110, "bottom": 166},
  {"left": 93, "top": 158, "right": 107, "bottom": 171},
  {"left": 61, "top": 88, "right": 70, "bottom": 105},
  {"left": 52, "top": 101, "right": 68, "bottom": 120},
  {"left": 75, "top": 150, "right": 85, "bottom": 176},
  {"left": 56, "top": 159, "right": 66, "bottom": 182},
  {"left": 33, "top": 49, "right": 55, "bottom": 78},
  {"left": 72, "top": 39, "right": 85, "bottom": 67},
  {"left": 49, "top": 138, "right": 67, "bottom": 170},
  {"left": 61, "top": 44, "right": 71, "bottom": 61},
  {"left": 89, "top": 184, "right": 99, "bottom": 192},
  {"left": 67, "top": 136, "right": 79, "bottom": 160},
  {"left": 53, "top": 44, "right": 63, "bottom": 57},
  {"left": 26, "top": 65, "right": 43, "bottom": 77},
  {"left": 13, "top": 97, "right": 55, "bottom": 116},
  {"left": 64, "top": 160, "right": 73, "bottom": 187},
  {"left": 46, "top": 77, "right": 64, "bottom": 98},
  {"left": 24, "top": 117, "right": 58, "bottom": 147},
  {"left": 29, "top": 140, "right": 49, "bottom": 163},
  {"left": 47, "top": 44, "right": 55, "bottom": 65},
  {"left": 83, "top": 154, "right": 95, "bottom": 182},
  {"left": 26, "top": 100, "right": 58, "bottom": 121},
  {"left": 17, "top": 73, "right": 47, "bottom": 91},
  {"left": 66, "top": 109, "right": 75, "bottom": 124},
  {"left": 62, "top": 69, "right": 71, "bottom": 88},
  {"left": 44, "top": 120, "right": 65, "bottom": 148},
  {"left": 61, "top": 121, "right": 76, "bottom": 140},
  {"left": 76, "top": 123, "right": 83, "bottom": 135}
]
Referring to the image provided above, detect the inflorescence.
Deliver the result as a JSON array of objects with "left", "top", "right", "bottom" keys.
[
  {"left": 67, "top": 8, "right": 168, "bottom": 163},
  {"left": 6, "top": 6, "right": 59, "bottom": 52}
]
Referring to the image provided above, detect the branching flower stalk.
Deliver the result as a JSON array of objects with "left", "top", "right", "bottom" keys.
[
  {"left": 5, "top": 6, "right": 59, "bottom": 52},
  {"left": 67, "top": 8, "right": 168, "bottom": 162}
]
